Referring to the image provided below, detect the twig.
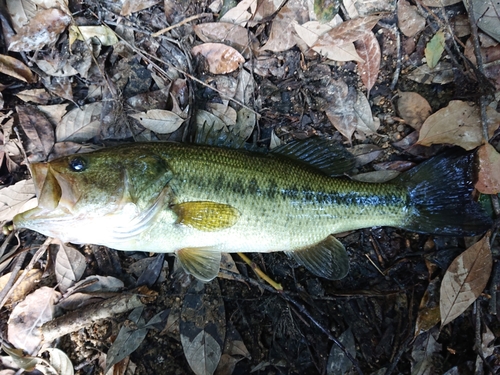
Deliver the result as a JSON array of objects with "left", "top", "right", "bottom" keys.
[
  {"left": 237, "top": 252, "right": 283, "bottom": 290},
  {"left": 152, "top": 13, "right": 213, "bottom": 37},
  {"left": 218, "top": 268, "right": 364, "bottom": 375}
]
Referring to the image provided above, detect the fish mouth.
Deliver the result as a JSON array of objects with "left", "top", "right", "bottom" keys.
[{"left": 30, "top": 163, "right": 78, "bottom": 212}]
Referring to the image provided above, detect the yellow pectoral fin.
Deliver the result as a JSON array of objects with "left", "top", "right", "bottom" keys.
[
  {"left": 176, "top": 247, "right": 222, "bottom": 282},
  {"left": 172, "top": 201, "right": 240, "bottom": 232}
]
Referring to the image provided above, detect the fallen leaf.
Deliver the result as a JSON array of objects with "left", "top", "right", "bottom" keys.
[
  {"left": 312, "top": 15, "right": 381, "bottom": 52},
  {"left": 0, "top": 180, "right": 37, "bottom": 223},
  {"left": 192, "top": 43, "right": 244, "bottom": 74},
  {"left": 194, "top": 22, "right": 252, "bottom": 57},
  {"left": 120, "top": 0, "right": 161, "bottom": 16},
  {"left": 8, "top": 286, "right": 61, "bottom": 354},
  {"left": 0, "top": 54, "right": 35, "bottom": 83},
  {"left": 414, "top": 278, "right": 441, "bottom": 335},
  {"left": 326, "top": 327, "right": 356, "bottom": 375},
  {"left": 8, "top": 8, "right": 71, "bottom": 52},
  {"left": 15, "top": 89, "right": 51, "bottom": 104},
  {"left": 440, "top": 234, "right": 492, "bottom": 327},
  {"left": 476, "top": 143, "right": 500, "bottom": 194},
  {"left": 5, "top": 0, "right": 37, "bottom": 32},
  {"left": 180, "top": 280, "right": 225, "bottom": 375},
  {"left": 354, "top": 32, "right": 381, "bottom": 92},
  {"left": 425, "top": 30, "right": 446, "bottom": 69},
  {"left": 417, "top": 101, "right": 500, "bottom": 150},
  {"left": 56, "top": 102, "right": 102, "bottom": 142},
  {"left": 69, "top": 25, "right": 119, "bottom": 47},
  {"left": 397, "top": 0, "right": 426, "bottom": 37},
  {"left": 408, "top": 61, "right": 454, "bottom": 84},
  {"left": 40, "top": 348, "right": 74, "bottom": 375},
  {"left": 353, "top": 90, "right": 380, "bottom": 136},
  {"left": 421, "top": 0, "right": 461, "bottom": 5},
  {"left": 0, "top": 269, "right": 42, "bottom": 307},
  {"left": 472, "top": 0, "right": 500, "bottom": 43},
  {"left": 17, "top": 105, "right": 55, "bottom": 161},
  {"left": 129, "top": 109, "right": 185, "bottom": 134},
  {"left": 397, "top": 91, "right": 432, "bottom": 130},
  {"left": 219, "top": 0, "right": 256, "bottom": 26},
  {"left": 54, "top": 240, "right": 87, "bottom": 293},
  {"left": 412, "top": 328, "right": 442, "bottom": 375}
]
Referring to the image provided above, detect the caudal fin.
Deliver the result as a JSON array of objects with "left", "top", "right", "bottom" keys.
[{"left": 396, "top": 151, "right": 492, "bottom": 236}]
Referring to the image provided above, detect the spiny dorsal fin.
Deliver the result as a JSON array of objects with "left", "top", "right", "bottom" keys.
[
  {"left": 288, "top": 235, "right": 349, "bottom": 280},
  {"left": 176, "top": 247, "right": 221, "bottom": 281},
  {"left": 272, "top": 138, "right": 355, "bottom": 176},
  {"left": 172, "top": 201, "right": 240, "bottom": 232}
]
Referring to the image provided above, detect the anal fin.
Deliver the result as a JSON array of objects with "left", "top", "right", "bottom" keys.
[
  {"left": 176, "top": 247, "right": 222, "bottom": 282},
  {"left": 288, "top": 236, "right": 349, "bottom": 280},
  {"left": 173, "top": 201, "right": 240, "bottom": 232}
]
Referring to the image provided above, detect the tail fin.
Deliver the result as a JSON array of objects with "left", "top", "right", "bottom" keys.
[{"left": 396, "top": 151, "right": 492, "bottom": 236}]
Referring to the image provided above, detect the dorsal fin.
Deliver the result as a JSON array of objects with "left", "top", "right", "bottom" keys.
[{"left": 272, "top": 138, "right": 355, "bottom": 176}]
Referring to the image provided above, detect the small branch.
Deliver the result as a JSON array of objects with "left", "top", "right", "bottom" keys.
[
  {"left": 237, "top": 252, "right": 283, "bottom": 290},
  {"left": 152, "top": 13, "right": 213, "bottom": 37}
]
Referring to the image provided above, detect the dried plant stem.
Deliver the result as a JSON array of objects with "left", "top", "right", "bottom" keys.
[
  {"left": 237, "top": 252, "right": 283, "bottom": 290},
  {"left": 152, "top": 13, "right": 213, "bottom": 37}
]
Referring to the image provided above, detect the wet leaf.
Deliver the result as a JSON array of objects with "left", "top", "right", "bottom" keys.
[
  {"left": 354, "top": 31, "right": 381, "bottom": 92},
  {"left": 312, "top": 15, "right": 381, "bottom": 52},
  {"left": 411, "top": 328, "right": 442, "bottom": 375},
  {"left": 129, "top": 109, "right": 185, "bottom": 134},
  {"left": 417, "top": 101, "right": 500, "bottom": 150},
  {"left": 17, "top": 105, "right": 55, "bottom": 161},
  {"left": 471, "top": 0, "right": 500, "bottom": 43},
  {"left": 8, "top": 286, "right": 61, "bottom": 354},
  {"left": 326, "top": 327, "right": 356, "bottom": 375},
  {"left": 397, "top": 0, "right": 425, "bottom": 37},
  {"left": 476, "top": 143, "right": 500, "bottom": 194},
  {"left": 440, "top": 234, "right": 492, "bottom": 327},
  {"left": 41, "top": 348, "right": 74, "bottom": 375},
  {"left": 425, "top": 30, "right": 446, "bottom": 69},
  {"left": 0, "top": 179, "right": 37, "bottom": 223},
  {"left": 219, "top": 0, "right": 256, "bottom": 26},
  {"left": 56, "top": 102, "right": 102, "bottom": 142},
  {"left": 180, "top": 280, "right": 225, "bottom": 375},
  {"left": 54, "top": 240, "right": 86, "bottom": 293},
  {"left": 191, "top": 43, "right": 244, "bottom": 74},
  {"left": 8, "top": 8, "right": 71, "bottom": 52},
  {"left": 105, "top": 307, "right": 148, "bottom": 373},
  {"left": 408, "top": 61, "right": 454, "bottom": 84},
  {"left": 397, "top": 91, "right": 432, "bottom": 130},
  {"left": 415, "top": 278, "right": 441, "bottom": 335},
  {"left": 0, "top": 54, "right": 35, "bottom": 83}
]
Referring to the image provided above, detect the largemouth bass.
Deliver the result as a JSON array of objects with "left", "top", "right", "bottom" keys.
[{"left": 12, "top": 139, "right": 491, "bottom": 281}]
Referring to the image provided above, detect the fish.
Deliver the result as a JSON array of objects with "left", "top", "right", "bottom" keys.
[{"left": 12, "top": 138, "right": 492, "bottom": 281}]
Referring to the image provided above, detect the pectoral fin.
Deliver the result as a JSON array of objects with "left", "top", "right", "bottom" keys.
[
  {"left": 173, "top": 201, "right": 240, "bottom": 232},
  {"left": 176, "top": 247, "right": 222, "bottom": 282},
  {"left": 288, "top": 236, "right": 349, "bottom": 280}
]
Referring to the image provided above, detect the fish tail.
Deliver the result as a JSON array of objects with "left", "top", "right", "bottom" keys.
[{"left": 397, "top": 151, "right": 492, "bottom": 236}]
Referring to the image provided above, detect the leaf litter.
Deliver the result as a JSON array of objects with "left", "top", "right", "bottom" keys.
[{"left": 0, "top": 0, "right": 499, "bottom": 374}]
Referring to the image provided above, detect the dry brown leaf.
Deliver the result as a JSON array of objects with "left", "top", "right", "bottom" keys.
[
  {"left": 353, "top": 90, "right": 380, "bottom": 136},
  {"left": 354, "top": 32, "right": 381, "bottom": 92},
  {"left": 194, "top": 22, "right": 252, "bottom": 57},
  {"left": 17, "top": 105, "right": 55, "bottom": 161},
  {"left": 397, "top": 91, "right": 432, "bottom": 130},
  {"left": 408, "top": 61, "right": 454, "bottom": 84},
  {"left": 120, "top": 0, "right": 161, "bottom": 16},
  {"left": 8, "top": 8, "right": 71, "bottom": 52},
  {"left": 129, "top": 109, "right": 185, "bottom": 134},
  {"left": 476, "top": 143, "right": 500, "bottom": 194},
  {"left": 15, "top": 89, "right": 51, "bottom": 104},
  {"left": 421, "top": 0, "right": 461, "bottom": 6},
  {"left": 312, "top": 15, "right": 381, "bottom": 52},
  {"left": 0, "top": 179, "right": 35, "bottom": 223},
  {"left": 0, "top": 54, "right": 35, "bottom": 83},
  {"left": 417, "top": 101, "right": 500, "bottom": 150},
  {"left": 219, "top": 0, "right": 256, "bottom": 26},
  {"left": 0, "top": 269, "right": 43, "bottom": 307},
  {"left": 397, "top": 0, "right": 426, "bottom": 37},
  {"left": 56, "top": 102, "right": 102, "bottom": 142},
  {"left": 192, "top": 43, "right": 244, "bottom": 74},
  {"left": 440, "top": 234, "right": 492, "bottom": 327},
  {"left": 5, "top": 0, "right": 37, "bottom": 32}
]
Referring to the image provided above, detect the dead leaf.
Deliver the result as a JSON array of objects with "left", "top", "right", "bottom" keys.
[
  {"left": 54, "top": 240, "right": 86, "bottom": 293},
  {"left": 120, "top": 0, "right": 161, "bottom": 16},
  {"left": 69, "top": 25, "right": 119, "bottom": 47},
  {"left": 397, "top": 0, "right": 425, "bottom": 37},
  {"left": 421, "top": 0, "right": 461, "bottom": 5},
  {"left": 312, "top": 15, "right": 381, "bottom": 52},
  {"left": 39, "top": 348, "right": 74, "bottom": 375},
  {"left": 219, "top": 0, "right": 256, "bottom": 26},
  {"left": 192, "top": 43, "right": 244, "bottom": 74},
  {"left": 326, "top": 327, "right": 356, "bottom": 375},
  {"left": 0, "top": 180, "right": 37, "bottom": 223},
  {"left": 8, "top": 8, "right": 71, "bottom": 52},
  {"left": 129, "top": 109, "right": 185, "bottom": 134},
  {"left": 397, "top": 91, "right": 432, "bottom": 130},
  {"left": 0, "top": 54, "right": 35, "bottom": 83},
  {"left": 180, "top": 280, "right": 225, "bottom": 375},
  {"left": 194, "top": 22, "right": 252, "bottom": 58},
  {"left": 411, "top": 328, "right": 442, "bottom": 375},
  {"left": 8, "top": 286, "right": 62, "bottom": 354},
  {"left": 5, "top": 0, "right": 37, "bottom": 32},
  {"left": 354, "top": 32, "right": 381, "bottom": 93},
  {"left": 15, "top": 89, "right": 51, "bottom": 104},
  {"left": 0, "top": 269, "right": 42, "bottom": 307},
  {"left": 417, "top": 101, "right": 500, "bottom": 150},
  {"left": 476, "top": 143, "right": 500, "bottom": 194},
  {"left": 56, "top": 102, "right": 102, "bottom": 142},
  {"left": 415, "top": 278, "right": 441, "bottom": 335},
  {"left": 440, "top": 234, "right": 492, "bottom": 327},
  {"left": 472, "top": 0, "right": 500, "bottom": 43},
  {"left": 17, "top": 105, "right": 55, "bottom": 161},
  {"left": 353, "top": 90, "right": 380, "bottom": 136},
  {"left": 408, "top": 61, "right": 454, "bottom": 84}
]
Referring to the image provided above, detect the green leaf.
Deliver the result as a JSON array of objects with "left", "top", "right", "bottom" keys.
[{"left": 425, "top": 30, "right": 445, "bottom": 69}]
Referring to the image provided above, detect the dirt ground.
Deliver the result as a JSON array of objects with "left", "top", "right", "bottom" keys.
[{"left": 0, "top": 0, "right": 500, "bottom": 374}]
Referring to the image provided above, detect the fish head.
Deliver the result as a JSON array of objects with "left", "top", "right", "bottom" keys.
[{"left": 14, "top": 146, "right": 173, "bottom": 244}]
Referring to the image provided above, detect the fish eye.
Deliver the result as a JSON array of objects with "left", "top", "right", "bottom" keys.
[{"left": 69, "top": 157, "right": 87, "bottom": 172}]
